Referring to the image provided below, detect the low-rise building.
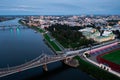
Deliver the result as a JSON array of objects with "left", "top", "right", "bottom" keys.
[{"left": 79, "top": 27, "right": 115, "bottom": 43}]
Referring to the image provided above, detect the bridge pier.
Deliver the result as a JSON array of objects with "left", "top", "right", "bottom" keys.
[
  {"left": 64, "top": 57, "right": 72, "bottom": 63},
  {"left": 42, "top": 64, "right": 48, "bottom": 71},
  {"left": 64, "top": 57, "right": 79, "bottom": 67}
]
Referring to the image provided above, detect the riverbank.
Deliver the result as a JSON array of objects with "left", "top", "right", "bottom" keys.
[
  {"left": 19, "top": 19, "right": 62, "bottom": 54},
  {"left": 75, "top": 56, "right": 120, "bottom": 80},
  {"left": 30, "top": 27, "right": 62, "bottom": 54},
  {"left": 43, "top": 33, "right": 62, "bottom": 52}
]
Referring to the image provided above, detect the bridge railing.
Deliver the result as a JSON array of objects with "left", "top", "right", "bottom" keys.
[
  {"left": 0, "top": 53, "right": 76, "bottom": 73},
  {"left": 0, "top": 54, "right": 45, "bottom": 72},
  {"left": 0, "top": 54, "right": 77, "bottom": 77},
  {"left": 0, "top": 25, "right": 21, "bottom": 27},
  {"left": 0, "top": 26, "right": 28, "bottom": 29}
]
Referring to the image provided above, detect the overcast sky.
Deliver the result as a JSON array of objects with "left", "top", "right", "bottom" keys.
[{"left": 0, "top": 0, "right": 120, "bottom": 15}]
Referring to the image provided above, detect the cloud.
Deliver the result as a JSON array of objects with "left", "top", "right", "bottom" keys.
[
  {"left": 0, "top": 0, "right": 120, "bottom": 15},
  {"left": 17, "top": 5, "right": 41, "bottom": 9},
  {"left": 10, "top": 8, "right": 33, "bottom": 11},
  {"left": 0, "top": 5, "right": 42, "bottom": 12}
]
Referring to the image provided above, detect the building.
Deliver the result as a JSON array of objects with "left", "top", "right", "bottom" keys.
[{"left": 79, "top": 27, "right": 115, "bottom": 43}]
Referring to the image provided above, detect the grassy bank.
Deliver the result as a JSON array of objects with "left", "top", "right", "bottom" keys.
[
  {"left": 29, "top": 26, "right": 45, "bottom": 33},
  {"left": 32, "top": 26, "right": 61, "bottom": 52},
  {"left": 38, "top": 28, "right": 45, "bottom": 33},
  {"left": 19, "top": 19, "right": 62, "bottom": 53},
  {"left": 18, "top": 19, "right": 45, "bottom": 33},
  {"left": 44, "top": 33, "right": 61, "bottom": 52},
  {"left": 75, "top": 56, "right": 120, "bottom": 80}
]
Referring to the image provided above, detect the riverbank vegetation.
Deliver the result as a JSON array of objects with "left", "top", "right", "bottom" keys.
[
  {"left": 19, "top": 19, "right": 45, "bottom": 33},
  {"left": 44, "top": 34, "right": 61, "bottom": 51},
  {"left": 19, "top": 19, "right": 61, "bottom": 52}
]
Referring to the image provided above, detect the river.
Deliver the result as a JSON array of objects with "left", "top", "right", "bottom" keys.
[{"left": 0, "top": 18, "right": 95, "bottom": 80}]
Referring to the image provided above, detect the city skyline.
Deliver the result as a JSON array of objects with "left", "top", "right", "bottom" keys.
[{"left": 0, "top": 0, "right": 120, "bottom": 15}]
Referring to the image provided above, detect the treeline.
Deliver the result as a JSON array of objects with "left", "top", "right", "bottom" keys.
[
  {"left": 107, "top": 20, "right": 120, "bottom": 26},
  {"left": 47, "top": 24, "right": 94, "bottom": 49},
  {"left": 113, "top": 30, "right": 120, "bottom": 39}
]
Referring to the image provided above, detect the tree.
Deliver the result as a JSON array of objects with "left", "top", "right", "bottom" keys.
[{"left": 47, "top": 24, "right": 95, "bottom": 49}]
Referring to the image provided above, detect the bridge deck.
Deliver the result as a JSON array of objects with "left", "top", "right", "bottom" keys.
[{"left": 0, "top": 54, "right": 76, "bottom": 78}]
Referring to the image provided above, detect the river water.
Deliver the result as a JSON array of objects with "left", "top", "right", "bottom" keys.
[{"left": 0, "top": 18, "right": 95, "bottom": 80}]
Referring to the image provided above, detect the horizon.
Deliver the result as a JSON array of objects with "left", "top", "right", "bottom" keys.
[{"left": 0, "top": 14, "right": 120, "bottom": 17}]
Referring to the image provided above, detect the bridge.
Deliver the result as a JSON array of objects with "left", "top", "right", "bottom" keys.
[
  {"left": 0, "top": 40, "right": 119, "bottom": 78},
  {"left": 0, "top": 24, "right": 21, "bottom": 27},
  {"left": 0, "top": 26, "right": 28, "bottom": 30},
  {"left": 0, "top": 53, "right": 78, "bottom": 78},
  {"left": 0, "top": 25, "right": 28, "bottom": 30}
]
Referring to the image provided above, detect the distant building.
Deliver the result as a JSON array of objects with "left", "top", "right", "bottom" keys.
[
  {"left": 79, "top": 27, "right": 115, "bottom": 43},
  {"left": 118, "top": 21, "right": 120, "bottom": 25},
  {"left": 41, "top": 25, "right": 49, "bottom": 29}
]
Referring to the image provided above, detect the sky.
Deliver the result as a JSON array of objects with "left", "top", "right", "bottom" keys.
[{"left": 0, "top": 0, "right": 120, "bottom": 15}]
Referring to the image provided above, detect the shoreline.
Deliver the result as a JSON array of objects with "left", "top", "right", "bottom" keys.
[{"left": 19, "top": 19, "right": 62, "bottom": 55}]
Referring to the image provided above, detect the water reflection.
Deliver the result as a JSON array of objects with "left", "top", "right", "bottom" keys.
[{"left": 10, "top": 28, "right": 13, "bottom": 32}]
